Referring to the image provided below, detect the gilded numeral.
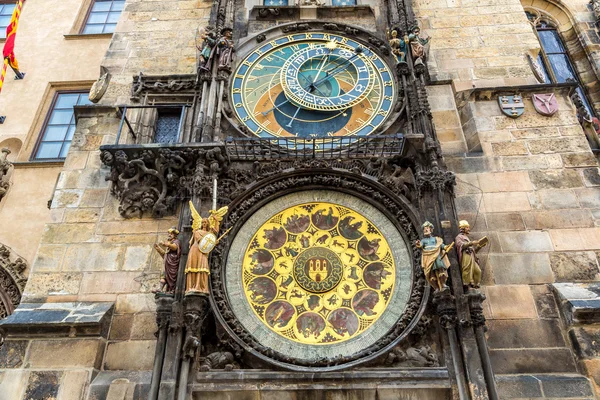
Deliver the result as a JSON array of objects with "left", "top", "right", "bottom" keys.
[
  {"left": 242, "top": 116, "right": 250, "bottom": 122},
  {"left": 242, "top": 60, "right": 252, "bottom": 67},
  {"left": 383, "top": 81, "right": 392, "bottom": 86},
  {"left": 255, "top": 64, "right": 265, "bottom": 71},
  {"left": 291, "top": 44, "right": 300, "bottom": 52},
  {"left": 356, "top": 118, "right": 366, "bottom": 125},
  {"left": 269, "top": 40, "right": 278, "bottom": 47},
  {"left": 232, "top": 88, "right": 241, "bottom": 94},
  {"left": 365, "top": 108, "right": 374, "bottom": 115},
  {"left": 323, "top": 33, "right": 331, "bottom": 40},
  {"left": 377, "top": 110, "right": 388, "bottom": 117},
  {"left": 384, "top": 96, "right": 393, "bottom": 101}
]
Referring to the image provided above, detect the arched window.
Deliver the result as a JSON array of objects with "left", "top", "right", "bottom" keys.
[{"left": 525, "top": 11, "right": 595, "bottom": 118}]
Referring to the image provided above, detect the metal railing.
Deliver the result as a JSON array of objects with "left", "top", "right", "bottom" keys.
[
  {"left": 225, "top": 134, "right": 405, "bottom": 161},
  {"left": 114, "top": 104, "right": 189, "bottom": 145}
]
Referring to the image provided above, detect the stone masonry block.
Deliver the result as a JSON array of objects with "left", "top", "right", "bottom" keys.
[
  {"left": 131, "top": 313, "right": 158, "bottom": 340},
  {"left": 0, "top": 340, "right": 27, "bottom": 368},
  {"left": 529, "top": 169, "right": 584, "bottom": 189},
  {"left": 570, "top": 326, "right": 600, "bottom": 359},
  {"left": 489, "top": 253, "right": 553, "bottom": 284},
  {"left": 528, "top": 136, "right": 590, "bottom": 154},
  {"left": 501, "top": 154, "right": 562, "bottom": 171},
  {"left": 530, "top": 284, "right": 559, "bottom": 318},
  {"left": 487, "top": 319, "right": 565, "bottom": 349},
  {"left": 476, "top": 171, "right": 533, "bottom": 192},
  {"left": 575, "top": 188, "right": 600, "bottom": 208},
  {"left": 104, "top": 340, "right": 156, "bottom": 370},
  {"left": 538, "top": 375, "right": 594, "bottom": 398},
  {"left": 562, "top": 153, "right": 599, "bottom": 168},
  {"left": 27, "top": 339, "right": 104, "bottom": 369},
  {"left": 550, "top": 251, "right": 600, "bottom": 282},
  {"left": 0, "top": 369, "right": 29, "bottom": 400},
  {"left": 108, "top": 314, "right": 134, "bottom": 340},
  {"left": 522, "top": 210, "right": 595, "bottom": 230},
  {"left": 549, "top": 228, "right": 600, "bottom": 251},
  {"left": 57, "top": 370, "right": 91, "bottom": 400},
  {"left": 123, "top": 245, "right": 152, "bottom": 271},
  {"left": 23, "top": 272, "right": 82, "bottom": 298},
  {"left": 496, "top": 375, "right": 542, "bottom": 399},
  {"left": 491, "top": 141, "right": 529, "bottom": 156},
  {"left": 24, "top": 371, "right": 62, "bottom": 400},
  {"left": 483, "top": 192, "right": 530, "bottom": 212},
  {"left": 489, "top": 348, "right": 577, "bottom": 374},
  {"left": 33, "top": 245, "right": 67, "bottom": 272},
  {"left": 498, "top": 231, "right": 553, "bottom": 252},
  {"left": 115, "top": 294, "right": 156, "bottom": 314},
  {"left": 537, "top": 189, "right": 580, "bottom": 209},
  {"left": 485, "top": 213, "right": 525, "bottom": 231},
  {"left": 80, "top": 272, "right": 142, "bottom": 295},
  {"left": 63, "top": 243, "right": 124, "bottom": 272},
  {"left": 485, "top": 285, "right": 538, "bottom": 319},
  {"left": 582, "top": 167, "right": 600, "bottom": 187},
  {"left": 41, "top": 223, "right": 96, "bottom": 244}
]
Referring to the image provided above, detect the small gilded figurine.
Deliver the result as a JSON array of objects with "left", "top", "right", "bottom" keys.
[
  {"left": 185, "top": 202, "right": 229, "bottom": 294},
  {"left": 455, "top": 220, "right": 488, "bottom": 291},
  {"left": 387, "top": 28, "right": 407, "bottom": 64},
  {"left": 415, "top": 221, "right": 454, "bottom": 292},
  {"left": 153, "top": 227, "right": 181, "bottom": 293}
]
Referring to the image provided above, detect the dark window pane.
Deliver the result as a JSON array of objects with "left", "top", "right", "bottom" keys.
[
  {"left": 538, "top": 30, "right": 564, "bottom": 53},
  {"left": 548, "top": 53, "right": 576, "bottom": 83},
  {"left": 155, "top": 114, "right": 180, "bottom": 143},
  {"left": 36, "top": 142, "right": 62, "bottom": 159},
  {"left": 92, "top": 1, "right": 111, "bottom": 12},
  {"left": 60, "top": 142, "right": 72, "bottom": 158},
  {"left": 83, "top": 24, "right": 104, "bottom": 34},
  {"left": 576, "top": 87, "right": 594, "bottom": 118},
  {"left": 537, "top": 54, "right": 551, "bottom": 84},
  {"left": 43, "top": 126, "right": 69, "bottom": 141},
  {"left": 49, "top": 110, "right": 74, "bottom": 125}
]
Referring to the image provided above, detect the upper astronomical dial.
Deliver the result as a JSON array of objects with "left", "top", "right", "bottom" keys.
[
  {"left": 280, "top": 44, "right": 374, "bottom": 111},
  {"left": 231, "top": 32, "right": 396, "bottom": 139}
]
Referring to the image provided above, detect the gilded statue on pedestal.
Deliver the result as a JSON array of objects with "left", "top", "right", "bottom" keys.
[
  {"left": 153, "top": 227, "right": 182, "bottom": 294},
  {"left": 415, "top": 221, "right": 453, "bottom": 292},
  {"left": 455, "top": 220, "right": 488, "bottom": 290},
  {"left": 185, "top": 202, "right": 229, "bottom": 294}
]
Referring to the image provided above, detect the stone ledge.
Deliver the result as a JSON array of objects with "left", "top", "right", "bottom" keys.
[
  {"left": 88, "top": 371, "right": 151, "bottom": 400},
  {"left": 553, "top": 283, "right": 600, "bottom": 325},
  {"left": 0, "top": 302, "right": 114, "bottom": 338}
]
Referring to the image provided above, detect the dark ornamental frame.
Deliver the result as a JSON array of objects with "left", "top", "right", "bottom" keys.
[{"left": 208, "top": 167, "right": 429, "bottom": 371}]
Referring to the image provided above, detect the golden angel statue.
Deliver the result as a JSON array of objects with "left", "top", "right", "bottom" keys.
[{"left": 185, "top": 201, "right": 229, "bottom": 294}]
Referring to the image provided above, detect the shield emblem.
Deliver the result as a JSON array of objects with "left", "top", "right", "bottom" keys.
[
  {"left": 498, "top": 95, "right": 525, "bottom": 118},
  {"left": 532, "top": 93, "right": 558, "bottom": 116},
  {"left": 199, "top": 232, "right": 217, "bottom": 254}
]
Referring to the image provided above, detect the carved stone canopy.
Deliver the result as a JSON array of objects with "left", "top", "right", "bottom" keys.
[{"left": 0, "top": 244, "right": 27, "bottom": 320}]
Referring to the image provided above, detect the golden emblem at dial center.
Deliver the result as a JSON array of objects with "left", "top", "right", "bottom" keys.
[{"left": 242, "top": 202, "right": 396, "bottom": 345}]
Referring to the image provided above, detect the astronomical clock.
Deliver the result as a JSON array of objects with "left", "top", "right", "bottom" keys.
[{"left": 230, "top": 32, "right": 396, "bottom": 140}]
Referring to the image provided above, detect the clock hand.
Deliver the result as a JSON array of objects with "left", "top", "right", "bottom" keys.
[
  {"left": 310, "top": 48, "right": 362, "bottom": 89},
  {"left": 261, "top": 68, "right": 328, "bottom": 117}
]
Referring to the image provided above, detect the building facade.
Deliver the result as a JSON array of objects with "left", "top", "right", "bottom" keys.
[{"left": 0, "top": 0, "right": 599, "bottom": 398}]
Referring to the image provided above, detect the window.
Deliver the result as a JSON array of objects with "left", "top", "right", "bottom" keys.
[
  {"left": 154, "top": 108, "right": 184, "bottom": 144},
  {"left": 0, "top": 3, "right": 15, "bottom": 39},
  {"left": 264, "top": 0, "right": 289, "bottom": 5},
  {"left": 526, "top": 11, "right": 594, "bottom": 117},
  {"left": 33, "top": 92, "right": 92, "bottom": 160},
  {"left": 332, "top": 0, "right": 357, "bottom": 5},
  {"left": 82, "top": 0, "right": 124, "bottom": 34}
]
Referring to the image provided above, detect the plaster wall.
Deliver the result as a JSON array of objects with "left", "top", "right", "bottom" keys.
[{"left": 0, "top": 0, "right": 110, "bottom": 263}]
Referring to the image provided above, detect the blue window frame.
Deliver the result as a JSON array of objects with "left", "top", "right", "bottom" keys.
[
  {"left": 332, "top": 0, "right": 357, "bottom": 5},
  {"left": 83, "top": 0, "right": 125, "bottom": 34},
  {"left": 33, "top": 92, "right": 92, "bottom": 160},
  {"left": 264, "top": 0, "right": 289, "bottom": 5},
  {"left": 0, "top": 3, "right": 16, "bottom": 39}
]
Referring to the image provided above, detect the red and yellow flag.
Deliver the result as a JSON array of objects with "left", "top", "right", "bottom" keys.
[{"left": 0, "top": 0, "right": 24, "bottom": 92}]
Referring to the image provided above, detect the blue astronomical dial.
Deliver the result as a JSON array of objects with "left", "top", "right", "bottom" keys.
[{"left": 231, "top": 32, "right": 396, "bottom": 139}]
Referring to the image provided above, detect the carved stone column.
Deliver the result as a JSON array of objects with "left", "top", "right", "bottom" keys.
[
  {"left": 177, "top": 294, "right": 210, "bottom": 400},
  {"left": 433, "top": 290, "right": 469, "bottom": 400},
  {"left": 149, "top": 295, "right": 175, "bottom": 400},
  {"left": 467, "top": 290, "right": 499, "bottom": 400},
  {"left": 0, "top": 148, "right": 13, "bottom": 203}
]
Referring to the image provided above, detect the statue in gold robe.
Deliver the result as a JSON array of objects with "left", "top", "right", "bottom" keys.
[
  {"left": 415, "top": 221, "right": 453, "bottom": 292},
  {"left": 455, "top": 220, "right": 488, "bottom": 290},
  {"left": 185, "top": 202, "right": 228, "bottom": 294}
]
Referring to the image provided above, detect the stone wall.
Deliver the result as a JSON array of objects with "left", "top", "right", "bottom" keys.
[
  {"left": 436, "top": 85, "right": 600, "bottom": 396},
  {"left": 99, "top": 0, "right": 212, "bottom": 105},
  {"left": 413, "top": 0, "right": 540, "bottom": 88}
]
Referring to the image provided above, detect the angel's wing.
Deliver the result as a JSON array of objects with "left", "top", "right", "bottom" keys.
[
  {"left": 189, "top": 201, "right": 202, "bottom": 231},
  {"left": 208, "top": 206, "right": 229, "bottom": 232}
]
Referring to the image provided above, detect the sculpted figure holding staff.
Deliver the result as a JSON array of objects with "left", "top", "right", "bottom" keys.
[
  {"left": 415, "top": 221, "right": 453, "bottom": 292},
  {"left": 153, "top": 227, "right": 181, "bottom": 293},
  {"left": 185, "top": 201, "right": 229, "bottom": 294},
  {"left": 455, "top": 220, "right": 488, "bottom": 291}
]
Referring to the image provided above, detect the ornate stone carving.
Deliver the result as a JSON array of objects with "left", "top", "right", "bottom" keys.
[
  {"left": 0, "top": 244, "right": 27, "bottom": 320},
  {"left": 415, "top": 166, "right": 455, "bottom": 197},
  {"left": 432, "top": 290, "right": 457, "bottom": 330},
  {"left": 0, "top": 148, "right": 13, "bottom": 202},
  {"left": 198, "top": 352, "right": 238, "bottom": 371},
  {"left": 130, "top": 73, "right": 198, "bottom": 102},
  {"left": 385, "top": 344, "right": 439, "bottom": 367},
  {"left": 89, "top": 66, "right": 111, "bottom": 103}
]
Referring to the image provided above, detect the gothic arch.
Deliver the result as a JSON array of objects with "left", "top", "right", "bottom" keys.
[
  {"left": 521, "top": 0, "right": 600, "bottom": 111},
  {"left": 0, "top": 245, "right": 27, "bottom": 320}
]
